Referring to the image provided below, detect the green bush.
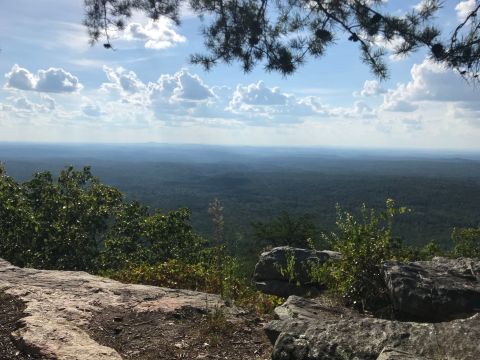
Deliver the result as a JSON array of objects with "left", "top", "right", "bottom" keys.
[
  {"left": 312, "top": 199, "right": 409, "bottom": 310},
  {"left": 0, "top": 166, "right": 123, "bottom": 270},
  {"left": 452, "top": 227, "right": 480, "bottom": 258},
  {"left": 105, "top": 249, "right": 283, "bottom": 314},
  {"left": 0, "top": 166, "right": 206, "bottom": 272}
]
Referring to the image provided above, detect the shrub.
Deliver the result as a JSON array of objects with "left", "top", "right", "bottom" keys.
[
  {"left": 312, "top": 199, "right": 409, "bottom": 310},
  {"left": 105, "top": 249, "right": 283, "bottom": 315},
  {"left": 452, "top": 227, "right": 480, "bottom": 258},
  {"left": 0, "top": 166, "right": 123, "bottom": 270}
]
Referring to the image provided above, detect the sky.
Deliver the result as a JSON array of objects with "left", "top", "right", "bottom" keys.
[{"left": 0, "top": 0, "right": 479, "bottom": 149}]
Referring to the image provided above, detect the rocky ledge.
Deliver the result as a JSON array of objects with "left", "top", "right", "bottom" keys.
[
  {"left": 0, "top": 258, "right": 234, "bottom": 359},
  {"left": 267, "top": 295, "right": 480, "bottom": 360},
  {"left": 383, "top": 257, "right": 480, "bottom": 322},
  {"left": 264, "top": 256, "right": 480, "bottom": 360}
]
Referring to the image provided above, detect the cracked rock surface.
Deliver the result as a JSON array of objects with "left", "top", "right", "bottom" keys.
[
  {"left": 0, "top": 258, "right": 225, "bottom": 359},
  {"left": 266, "top": 295, "right": 480, "bottom": 360}
]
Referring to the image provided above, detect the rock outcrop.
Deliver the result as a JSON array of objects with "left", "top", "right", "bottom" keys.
[
  {"left": 266, "top": 295, "right": 480, "bottom": 360},
  {"left": 383, "top": 257, "right": 480, "bottom": 321},
  {"left": 0, "top": 258, "right": 226, "bottom": 359},
  {"left": 253, "top": 246, "right": 340, "bottom": 297}
]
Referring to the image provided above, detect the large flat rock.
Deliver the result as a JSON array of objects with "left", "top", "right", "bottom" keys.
[
  {"left": 0, "top": 258, "right": 225, "bottom": 359},
  {"left": 266, "top": 295, "right": 480, "bottom": 360},
  {"left": 383, "top": 257, "right": 480, "bottom": 321}
]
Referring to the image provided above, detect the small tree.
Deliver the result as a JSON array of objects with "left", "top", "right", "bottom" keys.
[
  {"left": 314, "top": 199, "right": 409, "bottom": 310},
  {"left": 208, "top": 198, "right": 225, "bottom": 246},
  {"left": 452, "top": 226, "right": 480, "bottom": 258}
]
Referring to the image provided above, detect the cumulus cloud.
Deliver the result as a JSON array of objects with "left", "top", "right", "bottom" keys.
[
  {"left": 382, "top": 98, "right": 418, "bottom": 112},
  {"left": 5, "top": 64, "right": 82, "bottom": 93},
  {"left": 355, "top": 80, "right": 386, "bottom": 97},
  {"left": 380, "top": 58, "right": 479, "bottom": 112},
  {"left": 455, "top": 0, "right": 477, "bottom": 20},
  {"left": 102, "top": 66, "right": 146, "bottom": 94},
  {"left": 42, "top": 95, "right": 56, "bottom": 111},
  {"left": 230, "top": 81, "right": 287, "bottom": 108},
  {"left": 5, "top": 65, "right": 36, "bottom": 91},
  {"left": 171, "top": 71, "right": 215, "bottom": 101},
  {"left": 82, "top": 103, "right": 104, "bottom": 117},
  {"left": 226, "top": 81, "right": 340, "bottom": 125},
  {"left": 28, "top": 65, "right": 381, "bottom": 128},
  {"left": 122, "top": 19, "right": 186, "bottom": 49},
  {"left": 3, "top": 95, "right": 56, "bottom": 114},
  {"left": 14, "top": 97, "right": 35, "bottom": 111},
  {"left": 150, "top": 70, "right": 214, "bottom": 103}
]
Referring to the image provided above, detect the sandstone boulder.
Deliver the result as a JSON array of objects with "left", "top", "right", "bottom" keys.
[
  {"left": 253, "top": 246, "right": 340, "bottom": 297},
  {"left": 266, "top": 295, "right": 480, "bottom": 360},
  {"left": 382, "top": 257, "right": 480, "bottom": 321}
]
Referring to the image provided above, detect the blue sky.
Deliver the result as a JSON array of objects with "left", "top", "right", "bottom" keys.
[{"left": 0, "top": 0, "right": 479, "bottom": 149}]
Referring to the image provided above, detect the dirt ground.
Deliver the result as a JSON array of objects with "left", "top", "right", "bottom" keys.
[
  {"left": 0, "top": 292, "right": 38, "bottom": 360},
  {"left": 86, "top": 306, "right": 273, "bottom": 360},
  {"left": 0, "top": 290, "right": 273, "bottom": 360}
]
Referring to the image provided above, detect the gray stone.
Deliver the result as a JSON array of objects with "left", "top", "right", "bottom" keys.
[
  {"left": 376, "top": 347, "right": 425, "bottom": 360},
  {"left": 266, "top": 295, "right": 480, "bottom": 360},
  {"left": 253, "top": 246, "right": 340, "bottom": 297},
  {"left": 383, "top": 257, "right": 480, "bottom": 321},
  {"left": 0, "top": 258, "right": 228, "bottom": 360}
]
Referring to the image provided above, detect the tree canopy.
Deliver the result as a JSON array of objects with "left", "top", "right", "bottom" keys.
[{"left": 84, "top": 0, "right": 480, "bottom": 81}]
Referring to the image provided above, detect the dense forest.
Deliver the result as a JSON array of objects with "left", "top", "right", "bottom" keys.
[
  {"left": 1, "top": 142, "right": 480, "bottom": 312},
  {"left": 2, "top": 143, "right": 479, "bottom": 259}
]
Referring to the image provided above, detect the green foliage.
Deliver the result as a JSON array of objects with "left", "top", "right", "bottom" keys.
[
  {"left": 205, "top": 306, "right": 229, "bottom": 346},
  {"left": 0, "top": 166, "right": 37, "bottom": 267},
  {"left": 275, "top": 249, "right": 299, "bottom": 285},
  {"left": 99, "top": 201, "right": 150, "bottom": 269},
  {"left": 105, "top": 249, "right": 283, "bottom": 315},
  {"left": 0, "top": 165, "right": 205, "bottom": 272},
  {"left": 0, "top": 165, "right": 123, "bottom": 270},
  {"left": 0, "top": 165, "right": 280, "bottom": 314},
  {"left": 252, "top": 212, "right": 318, "bottom": 248},
  {"left": 315, "top": 199, "right": 409, "bottom": 309},
  {"left": 452, "top": 227, "right": 480, "bottom": 258},
  {"left": 400, "top": 240, "right": 446, "bottom": 261},
  {"left": 142, "top": 208, "right": 206, "bottom": 264}
]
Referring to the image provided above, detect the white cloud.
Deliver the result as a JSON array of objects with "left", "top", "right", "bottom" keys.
[
  {"left": 230, "top": 81, "right": 287, "bottom": 108},
  {"left": 14, "top": 97, "right": 35, "bottom": 111},
  {"left": 82, "top": 103, "right": 104, "bottom": 117},
  {"left": 380, "top": 58, "right": 479, "bottom": 112},
  {"left": 355, "top": 80, "right": 386, "bottom": 97},
  {"left": 122, "top": 19, "right": 186, "bottom": 49},
  {"left": 42, "top": 95, "right": 56, "bottom": 111},
  {"left": 171, "top": 71, "right": 215, "bottom": 101},
  {"left": 149, "top": 70, "right": 214, "bottom": 107},
  {"left": 2, "top": 95, "right": 56, "bottom": 115},
  {"left": 382, "top": 94, "right": 419, "bottom": 112},
  {"left": 5, "top": 64, "right": 82, "bottom": 93},
  {"left": 5, "top": 65, "right": 36, "bottom": 91},
  {"left": 36, "top": 68, "right": 83, "bottom": 93},
  {"left": 401, "top": 117, "right": 424, "bottom": 131},
  {"left": 102, "top": 66, "right": 146, "bottom": 94},
  {"left": 455, "top": 0, "right": 477, "bottom": 20},
  {"left": 374, "top": 35, "right": 407, "bottom": 61}
]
